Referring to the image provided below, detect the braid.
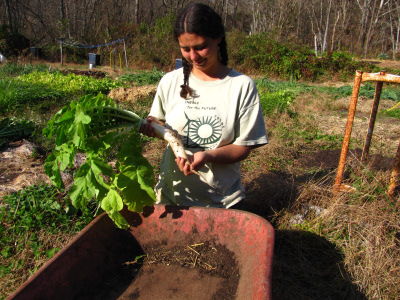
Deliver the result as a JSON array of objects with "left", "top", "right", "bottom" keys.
[
  {"left": 218, "top": 36, "right": 229, "bottom": 66},
  {"left": 180, "top": 57, "right": 193, "bottom": 99}
]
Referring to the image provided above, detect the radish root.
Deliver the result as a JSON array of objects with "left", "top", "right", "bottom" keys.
[{"left": 143, "top": 120, "right": 218, "bottom": 191}]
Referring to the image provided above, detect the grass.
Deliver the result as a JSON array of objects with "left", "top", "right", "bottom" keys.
[
  {"left": 323, "top": 82, "right": 400, "bottom": 101},
  {"left": 0, "top": 62, "right": 399, "bottom": 299},
  {"left": 0, "top": 184, "right": 95, "bottom": 298},
  {"left": 0, "top": 78, "right": 64, "bottom": 114},
  {"left": 0, "top": 63, "right": 49, "bottom": 77},
  {"left": 0, "top": 117, "right": 35, "bottom": 148}
]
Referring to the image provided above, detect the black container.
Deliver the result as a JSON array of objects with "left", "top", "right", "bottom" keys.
[
  {"left": 175, "top": 59, "right": 183, "bottom": 69},
  {"left": 89, "top": 53, "right": 101, "bottom": 67},
  {"left": 30, "top": 47, "right": 41, "bottom": 58}
]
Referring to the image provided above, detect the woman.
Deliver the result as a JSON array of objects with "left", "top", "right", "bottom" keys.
[{"left": 140, "top": 3, "right": 268, "bottom": 208}]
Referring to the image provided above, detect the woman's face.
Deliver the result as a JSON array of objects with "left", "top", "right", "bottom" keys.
[{"left": 178, "top": 33, "right": 221, "bottom": 74}]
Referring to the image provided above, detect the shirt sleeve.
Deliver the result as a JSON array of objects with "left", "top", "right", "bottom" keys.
[
  {"left": 149, "top": 75, "right": 168, "bottom": 121},
  {"left": 233, "top": 78, "right": 268, "bottom": 147}
]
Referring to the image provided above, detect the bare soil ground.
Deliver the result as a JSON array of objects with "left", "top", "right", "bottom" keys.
[
  {"left": 363, "top": 59, "right": 400, "bottom": 70},
  {"left": 76, "top": 241, "right": 238, "bottom": 300},
  {"left": 0, "top": 140, "right": 51, "bottom": 198}
]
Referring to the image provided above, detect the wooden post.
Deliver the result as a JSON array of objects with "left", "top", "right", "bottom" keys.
[
  {"left": 334, "top": 71, "right": 400, "bottom": 196},
  {"left": 361, "top": 75, "right": 384, "bottom": 162},
  {"left": 123, "top": 39, "right": 128, "bottom": 68},
  {"left": 60, "top": 40, "right": 63, "bottom": 66},
  {"left": 388, "top": 139, "right": 400, "bottom": 198},
  {"left": 334, "top": 70, "right": 363, "bottom": 192}
]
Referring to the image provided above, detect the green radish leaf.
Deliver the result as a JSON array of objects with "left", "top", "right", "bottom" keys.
[
  {"left": 68, "top": 164, "right": 97, "bottom": 208},
  {"left": 116, "top": 133, "right": 156, "bottom": 211},
  {"left": 44, "top": 153, "right": 64, "bottom": 189},
  {"left": 43, "top": 143, "right": 75, "bottom": 189},
  {"left": 101, "top": 189, "right": 123, "bottom": 212},
  {"left": 58, "top": 143, "right": 75, "bottom": 171},
  {"left": 136, "top": 163, "right": 156, "bottom": 200},
  {"left": 107, "top": 209, "right": 130, "bottom": 229},
  {"left": 86, "top": 132, "right": 115, "bottom": 154},
  {"left": 69, "top": 108, "right": 91, "bottom": 148},
  {"left": 117, "top": 166, "right": 155, "bottom": 212},
  {"left": 69, "top": 159, "right": 111, "bottom": 208},
  {"left": 90, "top": 157, "right": 114, "bottom": 179}
]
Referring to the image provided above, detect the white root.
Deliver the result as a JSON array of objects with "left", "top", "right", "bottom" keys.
[{"left": 143, "top": 120, "right": 217, "bottom": 190}]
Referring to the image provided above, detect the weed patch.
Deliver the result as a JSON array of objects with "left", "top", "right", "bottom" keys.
[
  {"left": 0, "top": 63, "right": 49, "bottom": 77},
  {"left": 0, "top": 78, "right": 63, "bottom": 114},
  {"left": 118, "top": 68, "right": 164, "bottom": 86},
  {"left": 0, "top": 184, "right": 94, "bottom": 297}
]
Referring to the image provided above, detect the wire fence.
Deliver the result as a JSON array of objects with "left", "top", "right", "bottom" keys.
[{"left": 57, "top": 37, "right": 127, "bottom": 49}]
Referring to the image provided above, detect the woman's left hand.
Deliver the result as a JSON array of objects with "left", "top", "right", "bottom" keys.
[
  {"left": 175, "top": 144, "right": 252, "bottom": 176},
  {"left": 175, "top": 151, "right": 208, "bottom": 176},
  {"left": 175, "top": 156, "right": 193, "bottom": 176}
]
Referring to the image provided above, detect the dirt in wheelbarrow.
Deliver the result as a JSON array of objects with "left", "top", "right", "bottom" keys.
[{"left": 82, "top": 241, "right": 239, "bottom": 300}]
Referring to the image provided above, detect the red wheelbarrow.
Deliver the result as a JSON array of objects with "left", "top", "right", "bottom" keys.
[{"left": 7, "top": 205, "right": 275, "bottom": 300}]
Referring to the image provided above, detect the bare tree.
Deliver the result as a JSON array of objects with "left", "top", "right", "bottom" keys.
[
  {"left": 1, "top": 0, "right": 399, "bottom": 61},
  {"left": 4, "top": 0, "right": 14, "bottom": 33},
  {"left": 388, "top": 0, "right": 400, "bottom": 59},
  {"left": 330, "top": 0, "right": 351, "bottom": 51},
  {"left": 307, "top": 0, "right": 333, "bottom": 57},
  {"left": 249, "top": 0, "right": 266, "bottom": 34},
  {"left": 356, "top": 0, "right": 387, "bottom": 58},
  {"left": 3, "top": 0, "right": 27, "bottom": 34},
  {"left": 161, "top": 0, "right": 188, "bottom": 11},
  {"left": 134, "top": 0, "right": 140, "bottom": 24}
]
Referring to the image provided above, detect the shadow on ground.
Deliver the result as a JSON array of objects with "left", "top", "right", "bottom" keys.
[
  {"left": 272, "top": 230, "right": 367, "bottom": 300},
  {"left": 241, "top": 171, "right": 367, "bottom": 299}
]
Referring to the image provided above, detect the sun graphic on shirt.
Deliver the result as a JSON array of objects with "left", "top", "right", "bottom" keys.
[{"left": 187, "top": 116, "right": 222, "bottom": 147}]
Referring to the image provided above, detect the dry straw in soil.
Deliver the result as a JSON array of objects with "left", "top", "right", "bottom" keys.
[{"left": 279, "top": 164, "right": 400, "bottom": 300}]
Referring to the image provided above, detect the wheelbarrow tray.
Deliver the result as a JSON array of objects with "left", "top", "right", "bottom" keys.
[{"left": 8, "top": 204, "right": 275, "bottom": 300}]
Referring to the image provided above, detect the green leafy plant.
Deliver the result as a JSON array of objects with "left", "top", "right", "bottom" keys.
[
  {"left": 118, "top": 67, "right": 164, "bottom": 85},
  {"left": 132, "top": 13, "right": 177, "bottom": 68},
  {"left": 325, "top": 82, "right": 400, "bottom": 101},
  {"left": 377, "top": 52, "right": 389, "bottom": 60},
  {"left": 17, "top": 71, "right": 123, "bottom": 96},
  {"left": 259, "top": 89, "right": 296, "bottom": 116},
  {"left": 43, "top": 93, "right": 156, "bottom": 229},
  {"left": 383, "top": 107, "right": 400, "bottom": 119},
  {"left": 228, "top": 31, "right": 374, "bottom": 80},
  {"left": 43, "top": 93, "right": 216, "bottom": 228}
]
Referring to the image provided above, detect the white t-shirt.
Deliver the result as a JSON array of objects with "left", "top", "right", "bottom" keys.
[{"left": 149, "top": 68, "right": 268, "bottom": 208}]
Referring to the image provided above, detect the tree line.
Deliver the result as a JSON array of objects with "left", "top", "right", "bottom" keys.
[{"left": 1, "top": 0, "right": 399, "bottom": 60}]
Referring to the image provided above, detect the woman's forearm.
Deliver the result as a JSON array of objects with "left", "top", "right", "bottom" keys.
[
  {"left": 204, "top": 144, "right": 252, "bottom": 164},
  {"left": 178, "top": 144, "right": 252, "bottom": 175}
]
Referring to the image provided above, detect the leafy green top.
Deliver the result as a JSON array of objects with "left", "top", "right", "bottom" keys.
[{"left": 43, "top": 93, "right": 155, "bottom": 229}]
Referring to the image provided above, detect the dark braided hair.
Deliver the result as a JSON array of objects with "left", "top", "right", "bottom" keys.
[{"left": 174, "top": 3, "right": 228, "bottom": 99}]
